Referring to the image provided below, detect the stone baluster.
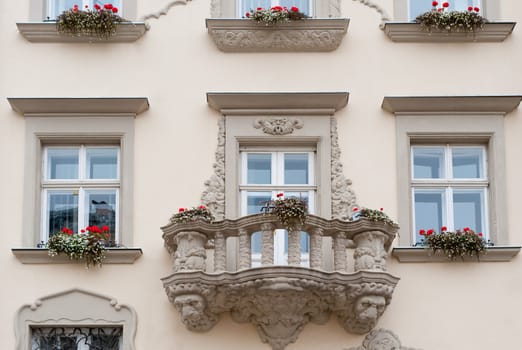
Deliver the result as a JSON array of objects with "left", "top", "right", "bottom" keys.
[
  {"left": 238, "top": 228, "right": 251, "bottom": 270},
  {"left": 333, "top": 231, "right": 347, "bottom": 272},
  {"left": 352, "top": 231, "right": 388, "bottom": 271},
  {"left": 287, "top": 226, "right": 301, "bottom": 266},
  {"left": 173, "top": 231, "right": 208, "bottom": 272},
  {"left": 214, "top": 231, "right": 226, "bottom": 272},
  {"left": 261, "top": 223, "right": 274, "bottom": 266},
  {"left": 309, "top": 227, "right": 323, "bottom": 270}
]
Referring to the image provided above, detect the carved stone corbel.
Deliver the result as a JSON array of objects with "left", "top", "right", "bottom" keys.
[{"left": 345, "top": 328, "right": 423, "bottom": 350}]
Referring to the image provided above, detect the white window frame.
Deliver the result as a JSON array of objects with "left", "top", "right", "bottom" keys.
[
  {"left": 240, "top": 150, "right": 316, "bottom": 266},
  {"left": 41, "top": 145, "right": 121, "bottom": 242},
  {"left": 410, "top": 144, "right": 489, "bottom": 243}
]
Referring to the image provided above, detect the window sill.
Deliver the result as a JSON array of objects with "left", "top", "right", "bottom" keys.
[
  {"left": 12, "top": 248, "right": 143, "bottom": 264},
  {"left": 206, "top": 18, "right": 349, "bottom": 52},
  {"left": 16, "top": 22, "right": 147, "bottom": 43},
  {"left": 392, "top": 246, "right": 521, "bottom": 262},
  {"left": 383, "top": 22, "right": 516, "bottom": 42}
]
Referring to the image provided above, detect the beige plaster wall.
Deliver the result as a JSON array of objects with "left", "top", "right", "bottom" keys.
[{"left": 1, "top": 0, "right": 522, "bottom": 349}]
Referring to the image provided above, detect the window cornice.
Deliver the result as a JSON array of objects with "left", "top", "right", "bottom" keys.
[{"left": 382, "top": 95, "right": 522, "bottom": 115}]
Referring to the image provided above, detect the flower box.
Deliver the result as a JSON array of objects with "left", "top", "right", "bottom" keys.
[
  {"left": 16, "top": 22, "right": 146, "bottom": 43},
  {"left": 206, "top": 18, "right": 349, "bottom": 52},
  {"left": 11, "top": 247, "right": 143, "bottom": 264},
  {"left": 392, "top": 246, "right": 521, "bottom": 262},
  {"left": 383, "top": 22, "right": 516, "bottom": 42}
]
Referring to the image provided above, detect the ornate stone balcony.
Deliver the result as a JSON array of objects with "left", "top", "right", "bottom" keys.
[{"left": 161, "top": 214, "right": 399, "bottom": 350}]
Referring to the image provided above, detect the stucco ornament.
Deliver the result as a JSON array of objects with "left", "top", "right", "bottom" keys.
[
  {"left": 201, "top": 117, "right": 226, "bottom": 220},
  {"left": 331, "top": 117, "right": 358, "bottom": 219},
  {"left": 351, "top": 0, "right": 391, "bottom": 29},
  {"left": 141, "top": 0, "right": 193, "bottom": 29},
  {"left": 346, "top": 328, "right": 423, "bottom": 350},
  {"left": 173, "top": 293, "right": 218, "bottom": 332},
  {"left": 172, "top": 232, "right": 207, "bottom": 272},
  {"left": 254, "top": 117, "right": 304, "bottom": 135}
]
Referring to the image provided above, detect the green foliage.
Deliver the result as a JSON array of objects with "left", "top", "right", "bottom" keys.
[
  {"left": 170, "top": 206, "right": 215, "bottom": 224},
  {"left": 269, "top": 195, "right": 308, "bottom": 230},
  {"left": 415, "top": 10, "right": 486, "bottom": 33},
  {"left": 349, "top": 207, "right": 399, "bottom": 228},
  {"left": 246, "top": 6, "right": 307, "bottom": 25},
  {"left": 420, "top": 228, "right": 487, "bottom": 260},
  {"left": 46, "top": 227, "right": 108, "bottom": 268},
  {"left": 56, "top": 5, "right": 125, "bottom": 39}
]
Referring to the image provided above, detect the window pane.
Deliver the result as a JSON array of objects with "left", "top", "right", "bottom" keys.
[
  {"left": 47, "top": 191, "right": 78, "bottom": 238},
  {"left": 47, "top": 148, "right": 79, "bottom": 180},
  {"left": 247, "top": 153, "right": 272, "bottom": 184},
  {"left": 49, "top": 0, "right": 77, "bottom": 19},
  {"left": 281, "top": 0, "right": 311, "bottom": 15},
  {"left": 414, "top": 189, "right": 445, "bottom": 242},
  {"left": 240, "top": 0, "right": 271, "bottom": 16},
  {"left": 284, "top": 153, "right": 309, "bottom": 184},
  {"left": 85, "top": 190, "right": 117, "bottom": 241},
  {"left": 86, "top": 147, "right": 118, "bottom": 179},
  {"left": 408, "top": 0, "right": 432, "bottom": 20},
  {"left": 452, "top": 147, "right": 484, "bottom": 179},
  {"left": 412, "top": 147, "right": 445, "bottom": 179},
  {"left": 453, "top": 190, "right": 485, "bottom": 233},
  {"left": 450, "top": 0, "right": 479, "bottom": 12}
]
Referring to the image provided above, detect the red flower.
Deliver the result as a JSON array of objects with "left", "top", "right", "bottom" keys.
[
  {"left": 474, "top": 7, "right": 480, "bottom": 12},
  {"left": 73, "top": 4, "right": 79, "bottom": 8},
  {"left": 104, "top": 3, "right": 113, "bottom": 9},
  {"left": 199, "top": 205, "right": 206, "bottom": 209},
  {"left": 437, "top": 8, "right": 443, "bottom": 12},
  {"left": 478, "top": 232, "right": 483, "bottom": 237},
  {"left": 73, "top": 7, "right": 78, "bottom": 12},
  {"left": 256, "top": 7, "right": 263, "bottom": 10},
  {"left": 442, "top": 2, "right": 449, "bottom": 8},
  {"left": 179, "top": 208, "right": 185, "bottom": 212},
  {"left": 419, "top": 229, "right": 426, "bottom": 236},
  {"left": 290, "top": 6, "right": 299, "bottom": 12},
  {"left": 271, "top": 5, "right": 283, "bottom": 11},
  {"left": 81, "top": 229, "right": 86, "bottom": 233},
  {"left": 61, "top": 227, "right": 69, "bottom": 233},
  {"left": 426, "top": 229, "right": 434, "bottom": 236},
  {"left": 441, "top": 226, "right": 447, "bottom": 231},
  {"left": 245, "top": 12, "right": 250, "bottom": 17},
  {"left": 353, "top": 207, "right": 359, "bottom": 212},
  {"left": 379, "top": 207, "right": 384, "bottom": 211},
  {"left": 94, "top": 4, "right": 101, "bottom": 10},
  {"left": 102, "top": 225, "right": 109, "bottom": 232},
  {"left": 463, "top": 227, "right": 470, "bottom": 232},
  {"left": 112, "top": 7, "right": 118, "bottom": 13},
  {"left": 85, "top": 4, "right": 89, "bottom": 8},
  {"left": 67, "top": 229, "right": 73, "bottom": 235},
  {"left": 276, "top": 193, "right": 284, "bottom": 198},
  {"left": 467, "top": 6, "right": 473, "bottom": 11},
  {"left": 432, "top": 1, "right": 438, "bottom": 6}
]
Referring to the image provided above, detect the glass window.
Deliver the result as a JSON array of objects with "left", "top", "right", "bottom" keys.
[
  {"left": 411, "top": 145, "right": 488, "bottom": 243},
  {"left": 48, "top": 0, "right": 122, "bottom": 20},
  {"left": 408, "top": 0, "right": 482, "bottom": 20},
  {"left": 31, "top": 327, "right": 122, "bottom": 350},
  {"left": 239, "top": 0, "right": 311, "bottom": 17},
  {"left": 284, "top": 153, "right": 309, "bottom": 185},
  {"left": 247, "top": 153, "right": 272, "bottom": 184},
  {"left": 42, "top": 145, "right": 120, "bottom": 242}
]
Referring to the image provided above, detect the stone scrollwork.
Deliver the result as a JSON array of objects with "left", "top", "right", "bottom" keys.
[
  {"left": 253, "top": 118, "right": 304, "bottom": 135},
  {"left": 351, "top": 0, "right": 391, "bottom": 29},
  {"left": 201, "top": 117, "right": 225, "bottom": 220},
  {"left": 331, "top": 117, "right": 358, "bottom": 220},
  {"left": 346, "top": 328, "right": 423, "bottom": 350}
]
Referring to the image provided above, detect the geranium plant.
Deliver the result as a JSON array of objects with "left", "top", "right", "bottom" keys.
[
  {"left": 419, "top": 226, "right": 488, "bottom": 260},
  {"left": 245, "top": 6, "right": 307, "bottom": 25},
  {"left": 170, "top": 205, "right": 215, "bottom": 224},
  {"left": 266, "top": 193, "right": 308, "bottom": 229},
  {"left": 415, "top": 1, "right": 486, "bottom": 33},
  {"left": 349, "top": 207, "right": 399, "bottom": 228},
  {"left": 56, "top": 3, "right": 126, "bottom": 39},
  {"left": 46, "top": 225, "right": 110, "bottom": 268}
]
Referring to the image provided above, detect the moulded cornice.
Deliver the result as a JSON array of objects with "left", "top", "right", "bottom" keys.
[
  {"left": 383, "top": 22, "right": 516, "bottom": 42},
  {"left": 381, "top": 96, "right": 522, "bottom": 115},
  {"left": 16, "top": 22, "right": 147, "bottom": 43},
  {"left": 12, "top": 248, "right": 143, "bottom": 264},
  {"left": 207, "top": 92, "right": 349, "bottom": 115},
  {"left": 206, "top": 18, "right": 349, "bottom": 52},
  {"left": 8, "top": 97, "right": 150, "bottom": 116},
  {"left": 392, "top": 246, "right": 521, "bottom": 262}
]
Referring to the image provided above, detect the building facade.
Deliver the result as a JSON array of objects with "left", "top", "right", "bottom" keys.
[{"left": 1, "top": 0, "right": 522, "bottom": 349}]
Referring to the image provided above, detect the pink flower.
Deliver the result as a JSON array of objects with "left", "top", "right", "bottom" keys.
[
  {"left": 178, "top": 208, "right": 185, "bottom": 212},
  {"left": 432, "top": 1, "right": 438, "bottom": 7},
  {"left": 474, "top": 7, "right": 480, "bottom": 12},
  {"left": 353, "top": 207, "right": 359, "bottom": 212},
  {"left": 290, "top": 6, "right": 299, "bottom": 12},
  {"left": 112, "top": 7, "right": 118, "bottom": 13},
  {"left": 419, "top": 229, "right": 426, "bottom": 236},
  {"left": 442, "top": 2, "right": 449, "bottom": 8},
  {"left": 441, "top": 226, "right": 447, "bottom": 231}
]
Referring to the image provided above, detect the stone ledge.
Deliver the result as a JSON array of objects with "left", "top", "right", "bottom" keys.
[
  {"left": 206, "top": 18, "right": 349, "bottom": 52},
  {"left": 392, "top": 246, "right": 521, "bottom": 262},
  {"left": 16, "top": 22, "right": 147, "bottom": 43},
  {"left": 383, "top": 22, "right": 516, "bottom": 42},
  {"left": 12, "top": 248, "right": 143, "bottom": 264}
]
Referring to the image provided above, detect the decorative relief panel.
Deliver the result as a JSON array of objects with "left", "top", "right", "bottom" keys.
[
  {"left": 206, "top": 19, "right": 350, "bottom": 52},
  {"left": 253, "top": 118, "right": 303, "bottom": 135},
  {"left": 345, "top": 328, "right": 422, "bottom": 350}
]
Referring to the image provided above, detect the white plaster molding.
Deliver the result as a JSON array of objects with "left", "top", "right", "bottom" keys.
[
  {"left": 345, "top": 328, "right": 422, "bottom": 350},
  {"left": 15, "top": 289, "right": 137, "bottom": 350},
  {"left": 331, "top": 117, "right": 358, "bottom": 220},
  {"left": 141, "top": 0, "right": 192, "bottom": 29},
  {"left": 253, "top": 117, "right": 304, "bottom": 135},
  {"left": 352, "top": 0, "right": 391, "bottom": 29}
]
